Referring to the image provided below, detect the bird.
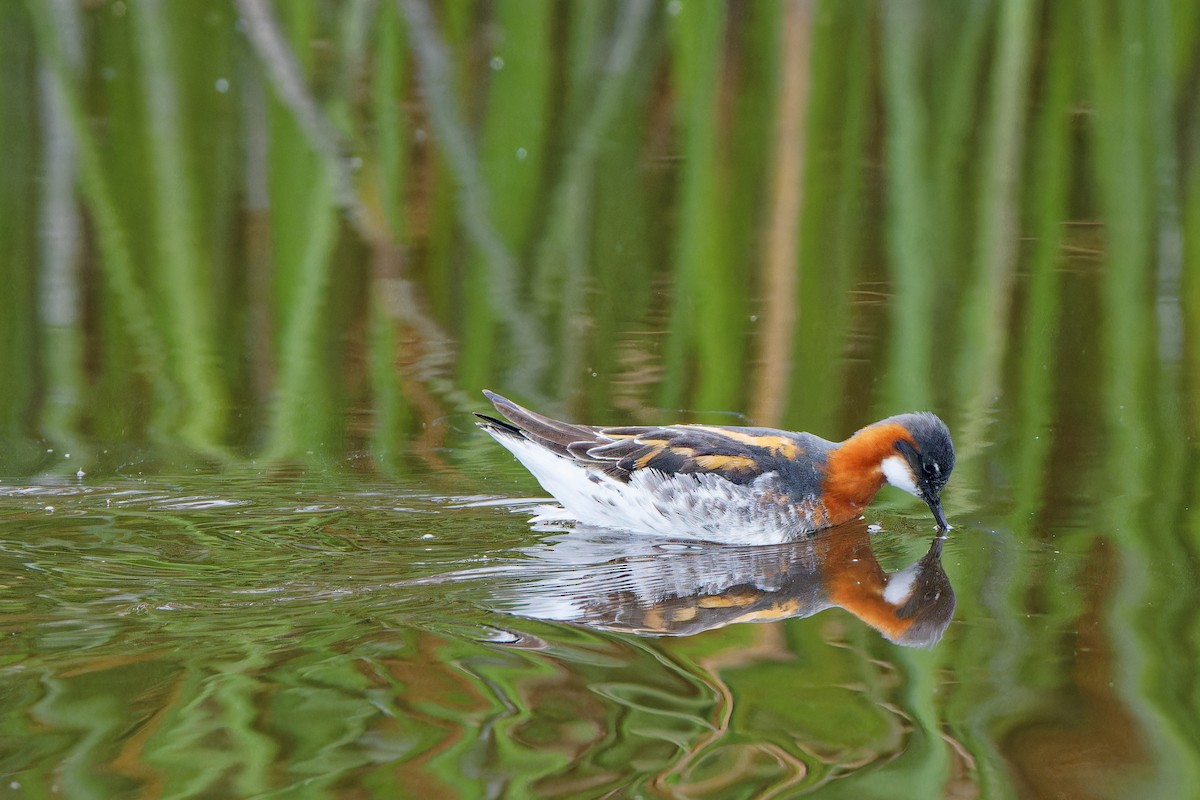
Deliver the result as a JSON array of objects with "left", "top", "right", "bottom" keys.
[{"left": 476, "top": 390, "right": 954, "bottom": 544}]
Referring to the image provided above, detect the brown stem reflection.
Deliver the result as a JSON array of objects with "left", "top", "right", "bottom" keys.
[
  {"left": 490, "top": 519, "right": 955, "bottom": 648},
  {"left": 752, "top": 0, "right": 810, "bottom": 427}
]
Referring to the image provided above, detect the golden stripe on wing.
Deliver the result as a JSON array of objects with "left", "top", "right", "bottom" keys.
[{"left": 683, "top": 426, "right": 802, "bottom": 459}]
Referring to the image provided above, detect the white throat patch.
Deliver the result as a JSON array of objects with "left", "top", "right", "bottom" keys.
[
  {"left": 881, "top": 455, "right": 920, "bottom": 497},
  {"left": 883, "top": 563, "right": 920, "bottom": 605}
]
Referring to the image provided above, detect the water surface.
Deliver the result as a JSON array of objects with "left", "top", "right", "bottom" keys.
[{"left": 0, "top": 453, "right": 1171, "bottom": 798}]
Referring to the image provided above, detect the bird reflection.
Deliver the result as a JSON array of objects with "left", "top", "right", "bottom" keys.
[{"left": 489, "top": 520, "right": 955, "bottom": 648}]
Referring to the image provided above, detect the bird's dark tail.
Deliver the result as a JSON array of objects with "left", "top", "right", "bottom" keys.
[
  {"left": 478, "top": 390, "right": 595, "bottom": 456},
  {"left": 474, "top": 412, "right": 522, "bottom": 438}
]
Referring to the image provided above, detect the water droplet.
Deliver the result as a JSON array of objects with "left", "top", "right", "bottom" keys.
[
  {"left": 516, "top": 147, "right": 527, "bottom": 160},
  {"left": 215, "top": 77, "right": 230, "bottom": 93},
  {"left": 667, "top": 0, "right": 683, "bottom": 15},
  {"left": 490, "top": 56, "right": 504, "bottom": 71}
]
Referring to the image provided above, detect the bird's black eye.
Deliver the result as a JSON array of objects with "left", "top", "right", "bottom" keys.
[{"left": 923, "top": 460, "right": 938, "bottom": 477}]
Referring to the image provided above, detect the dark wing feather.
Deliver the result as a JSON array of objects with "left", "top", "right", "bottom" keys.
[{"left": 479, "top": 391, "right": 816, "bottom": 485}]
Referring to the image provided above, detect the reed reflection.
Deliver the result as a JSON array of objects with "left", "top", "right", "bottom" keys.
[{"left": 492, "top": 520, "right": 955, "bottom": 648}]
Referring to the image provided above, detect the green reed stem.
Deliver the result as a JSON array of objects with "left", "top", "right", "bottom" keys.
[
  {"left": 132, "top": 0, "right": 227, "bottom": 452},
  {"left": 25, "top": 0, "right": 176, "bottom": 427}
]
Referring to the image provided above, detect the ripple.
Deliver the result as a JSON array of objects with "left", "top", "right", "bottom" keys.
[{"left": 149, "top": 497, "right": 253, "bottom": 511}]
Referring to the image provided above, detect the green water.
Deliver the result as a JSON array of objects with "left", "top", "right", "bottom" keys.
[
  {"left": 0, "top": 468, "right": 1032, "bottom": 797},
  {"left": 4, "top": 0, "right": 1200, "bottom": 797}
]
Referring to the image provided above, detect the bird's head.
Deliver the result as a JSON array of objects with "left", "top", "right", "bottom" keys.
[{"left": 879, "top": 413, "right": 955, "bottom": 530}]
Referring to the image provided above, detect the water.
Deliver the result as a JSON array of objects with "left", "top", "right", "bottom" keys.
[{"left": 0, "top": 454, "right": 1165, "bottom": 798}]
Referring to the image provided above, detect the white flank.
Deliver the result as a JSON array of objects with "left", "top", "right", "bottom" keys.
[
  {"left": 486, "top": 431, "right": 819, "bottom": 544},
  {"left": 881, "top": 455, "right": 920, "bottom": 497}
]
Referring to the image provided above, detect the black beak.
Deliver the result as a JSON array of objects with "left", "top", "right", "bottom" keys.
[{"left": 925, "top": 495, "right": 950, "bottom": 530}]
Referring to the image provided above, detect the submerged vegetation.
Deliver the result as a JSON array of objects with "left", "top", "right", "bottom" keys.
[{"left": 1, "top": 0, "right": 1200, "bottom": 795}]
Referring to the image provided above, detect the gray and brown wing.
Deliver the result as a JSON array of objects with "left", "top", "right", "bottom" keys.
[{"left": 477, "top": 391, "right": 816, "bottom": 486}]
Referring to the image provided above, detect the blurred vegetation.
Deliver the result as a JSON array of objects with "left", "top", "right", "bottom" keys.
[
  {"left": 4, "top": 0, "right": 1198, "bottom": 464},
  {"left": 3, "top": 0, "right": 1200, "bottom": 796}
]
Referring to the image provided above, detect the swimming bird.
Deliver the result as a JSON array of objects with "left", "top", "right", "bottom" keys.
[{"left": 476, "top": 390, "right": 954, "bottom": 544}]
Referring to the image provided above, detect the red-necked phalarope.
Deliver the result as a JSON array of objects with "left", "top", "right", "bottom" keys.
[{"left": 477, "top": 390, "right": 954, "bottom": 544}]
